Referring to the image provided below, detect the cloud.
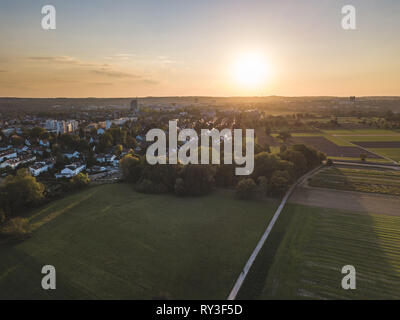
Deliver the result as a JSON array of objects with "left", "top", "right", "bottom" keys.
[
  {"left": 90, "top": 68, "right": 138, "bottom": 78},
  {"left": 25, "top": 55, "right": 159, "bottom": 86},
  {"left": 28, "top": 56, "right": 80, "bottom": 64}
]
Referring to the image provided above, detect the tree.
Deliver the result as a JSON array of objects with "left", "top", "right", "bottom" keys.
[
  {"left": 269, "top": 170, "right": 291, "bottom": 197},
  {"left": 252, "top": 152, "right": 279, "bottom": 180},
  {"left": 236, "top": 178, "right": 257, "bottom": 200},
  {"left": 279, "top": 149, "right": 307, "bottom": 177},
  {"left": 114, "top": 144, "right": 123, "bottom": 156},
  {"left": 174, "top": 165, "right": 215, "bottom": 196},
  {"left": 0, "top": 217, "right": 31, "bottom": 240},
  {"left": 69, "top": 173, "right": 90, "bottom": 189},
  {"left": 1, "top": 169, "right": 45, "bottom": 216},
  {"left": 119, "top": 154, "right": 143, "bottom": 183},
  {"left": 29, "top": 126, "right": 49, "bottom": 140}
]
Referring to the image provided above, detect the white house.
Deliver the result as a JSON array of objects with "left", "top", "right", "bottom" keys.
[
  {"left": 29, "top": 162, "right": 49, "bottom": 176},
  {"left": 56, "top": 162, "right": 86, "bottom": 178},
  {"left": 0, "top": 150, "right": 17, "bottom": 162},
  {"left": 39, "top": 139, "right": 50, "bottom": 147},
  {"left": 64, "top": 151, "right": 80, "bottom": 160},
  {"left": 105, "top": 154, "right": 116, "bottom": 163},
  {"left": 96, "top": 154, "right": 106, "bottom": 163},
  {"left": 0, "top": 158, "right": 21, "bottom": 169}
]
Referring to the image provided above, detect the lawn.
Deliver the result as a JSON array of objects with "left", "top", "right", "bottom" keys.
[
  {"left": 239, "top": 204, "right": 400, "bottom": 299},
  {"left": 0, "top": 183, "right": 278, "bottom": 299}
]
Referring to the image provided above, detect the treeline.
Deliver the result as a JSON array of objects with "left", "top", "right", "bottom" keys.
[{"left": 120, "top": 144, "right": 326, "bottom": 200}]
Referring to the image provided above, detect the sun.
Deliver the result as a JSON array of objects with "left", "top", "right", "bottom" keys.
[{"left": 233, "top": 52, "right": 269, "bottom": 89}]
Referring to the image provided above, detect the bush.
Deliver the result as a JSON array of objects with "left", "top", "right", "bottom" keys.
[
  {"left": 0, "top": 217, "right": 31, "bottom": 241},
  {"left": 236, "top": 178, "right": 257, "bottom": 200},
  {"left": 69, "top": 173, "right": 90, "bottom": 189}
]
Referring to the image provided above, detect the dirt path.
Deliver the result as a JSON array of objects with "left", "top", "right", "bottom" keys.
[{"left": 289, "top": 186, "right": 400, "bottom": 216}]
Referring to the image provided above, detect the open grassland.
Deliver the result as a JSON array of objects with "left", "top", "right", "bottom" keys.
[
  {"left": 0, "top": 183, "right": 278, "bottom": 299},
  {"left": 308, "top": 167, "right": 400, "bottom": 196},
  {"left": 240, "top": 204, "right": 400, "bottom": 300}
]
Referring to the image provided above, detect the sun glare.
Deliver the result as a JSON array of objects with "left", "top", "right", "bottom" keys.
[{"left": 234, "top": 52, "right": 269, "bottom": 89}]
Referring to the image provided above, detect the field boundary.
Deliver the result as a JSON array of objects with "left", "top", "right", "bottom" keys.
[{"left": 227, "top": 165, "right": 323, "bottom": 300}]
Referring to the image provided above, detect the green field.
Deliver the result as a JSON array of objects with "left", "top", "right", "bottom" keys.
[
  {"left": 0, "top": 183, "right": 278, "bottom": 299},
  {"left": 368, "top": 148, "right": 400, "bottom": 162},
  {"left": 240, "top": 204, "right": 400, "bottom": 300},
  {"left": 308, "top": 167, "right": 400, "bottom": 195},
  {"left": 294, "top": 129, "right": 400, "bottom": 163}
]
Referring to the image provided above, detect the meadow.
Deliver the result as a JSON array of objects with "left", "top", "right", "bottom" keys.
[
  {"left": 239, "top": 204, "right": 400, "bottom": 299},
  {"left": 0, "top": 183, "right": 278, "bottom": 299}
]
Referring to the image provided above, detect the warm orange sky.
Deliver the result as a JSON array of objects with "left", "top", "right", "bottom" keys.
[{"left": 0, "top": 0, "right": 399, "bottom": 97}]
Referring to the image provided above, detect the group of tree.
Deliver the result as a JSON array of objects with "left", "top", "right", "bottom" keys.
[{"left": 119, "top": 144, "right": 325, "bottom": 200}]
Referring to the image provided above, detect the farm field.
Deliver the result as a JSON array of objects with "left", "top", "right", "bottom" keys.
[
  {"left": 0, "top": 183, "right": 278, "bottom": 299},
  {"left": 308, "top": 166, "right": 400, "bottom": 196},
  {"left": 368, "top": 148, "right": 400, "bottom": 162},
  {"left": 242, "top": 204, "right": 400, "bottom": 300},
  {"left": 293, "top": 129, "right": 400, "bottom": 163}
]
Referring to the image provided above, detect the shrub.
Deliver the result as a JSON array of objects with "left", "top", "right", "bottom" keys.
[
  {"left": 0, "top": 217, "right": 31, "bottom": 241},
  {"left": 236, "top": 178, "right": 257, "bottom": 200},
  {"left": 69, "top": 173, "right": 90, "bottom": 189}
]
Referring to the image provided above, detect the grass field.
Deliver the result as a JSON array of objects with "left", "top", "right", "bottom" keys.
[
  {"left": 308, "top": 167, "right": 400, "bottom": 196},
  {"left": 239, "top": 204, "right": 400, "bottom": 300},
  {"left": 0, "top": 183, "right": 278, "bottom": 299},
  {"left": 368, "top": 148, "right": 400, "bottom": 162}
]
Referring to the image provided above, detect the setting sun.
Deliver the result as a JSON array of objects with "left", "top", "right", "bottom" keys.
[{"left": 233, "top": 53, "right": 269, "bottom": 89}]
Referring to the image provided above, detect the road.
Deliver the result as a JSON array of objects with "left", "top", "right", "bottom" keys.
[{"left": 227, "top": 165, "right": 322, "bottom": 300}]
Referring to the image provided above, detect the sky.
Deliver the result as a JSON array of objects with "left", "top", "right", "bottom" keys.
[{"left": 0, "top": 0, "right": 399, "bottom": 97}]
